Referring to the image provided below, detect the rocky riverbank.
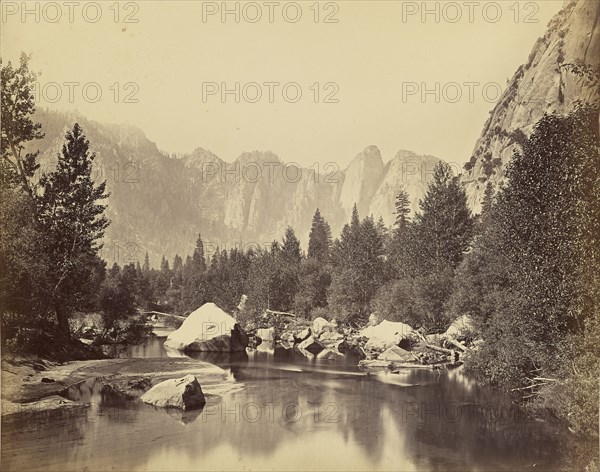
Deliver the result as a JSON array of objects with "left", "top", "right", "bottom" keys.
[
  {"left": 1, "top": 356, "right": 236, "bottom": 417},
  {"left": 248, "top": 313, "right": 477, "bottom": 370}
]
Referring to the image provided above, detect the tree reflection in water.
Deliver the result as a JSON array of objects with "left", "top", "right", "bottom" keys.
[{"left": 1, "top": 345, "right": 585, "bottom": 471}]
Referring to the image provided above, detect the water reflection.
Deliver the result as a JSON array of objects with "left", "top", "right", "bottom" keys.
[{"left": 1, "top": 336, "right": 582, "bottom": 471}]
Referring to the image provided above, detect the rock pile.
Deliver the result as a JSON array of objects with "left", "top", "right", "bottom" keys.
[{"left": 252, "top": 312, "right": 476, "bottom": 368}]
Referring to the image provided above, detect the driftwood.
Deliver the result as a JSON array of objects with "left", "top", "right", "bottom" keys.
[
  {"left": 511, "top": 376, "right": 560, "bottom": 395},
  {"left": 425, "top": 344, "right": 453, "bottom": 355},
  {"left": 141, "top": 311, "right": 186, "bottom": 320},
  {"left": 265, "top": 309, "right": 297, "bottom": 318},
  {"left": 390, "top": 363, "right": 442, "bottom": 370},
  {"left": 510, "top": 383, "right": 548, "bottom": 392}
]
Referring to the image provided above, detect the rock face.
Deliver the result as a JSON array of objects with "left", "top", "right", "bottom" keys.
[
  {"left": 140, "top": 375, "right": 206, "bottom": 411},
  {"left": 164, "top": 303, "right": 248, "bottom": 352},
  {"left": 339, "top": 145, "right": 385, "bottom": 217},
  {"left": 368, "top": 150, "right": 440, "bottom": 226},
  {"left": 460, "top": 0, "right": 600, "bottom": 212}
]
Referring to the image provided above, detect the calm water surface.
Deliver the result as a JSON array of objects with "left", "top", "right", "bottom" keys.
[{"left": 1, "top": 334, "right": 580, "bottom": 471}]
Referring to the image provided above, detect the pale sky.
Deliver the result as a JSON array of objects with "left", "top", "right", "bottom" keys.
[{"left": 1, "top": 0, "right": 563, "bottom": 168}]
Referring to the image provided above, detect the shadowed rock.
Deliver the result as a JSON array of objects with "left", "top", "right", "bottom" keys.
[{"left": 140, "top": 375, "right": 206, "bottom": 411}]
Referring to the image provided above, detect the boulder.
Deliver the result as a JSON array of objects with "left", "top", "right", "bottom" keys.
[
  {"left": 312, "top": 317, "right": 335, "bottom": 336},
  {"left": 319, "top": 330, "right": 344, "bottom": 347},
  {"left": 256, "top": 327, "right": 275, "bottom": 343},
  {"left": 293, "top": 327, "right": 311, "bottom": 344},
  {"left": 378, "top": 346, "right": 418, "bottom": 363},
  {"left": 140, "top": 375, "right": 206, "bottom": 411},
  {"left": 345, "top": 345, "right": 367, "bottom": 361},
  {"left": 297, "top": 335, "right": 325, "bottom": 355},
  {"left": 444, "top": 315, "right": 474, "bottom": 340},
  {"left": 360, "top": 320, "right": 418, "bottom": 351},
  {"left": 164, "top": 303, "right": 248, "bottom": 352},
  {"left": 279, "top": 331, "right": 295, "bottom": 344},
  {"left": 317, "top": 348, "right": 345, "bottom": 361}
]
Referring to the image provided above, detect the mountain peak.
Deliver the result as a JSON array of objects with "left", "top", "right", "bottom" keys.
[{"left": 235, "top": 150, "right": 281, "bottom": 166}]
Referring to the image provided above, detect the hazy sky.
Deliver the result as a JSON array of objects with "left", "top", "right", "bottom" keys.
[{"left": 1, "top": 0, "right": 563, "bottom": 168}]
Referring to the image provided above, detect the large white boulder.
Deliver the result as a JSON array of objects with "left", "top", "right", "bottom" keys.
[
  {"left": 164, "top": 303, "right": 248, "bottom": 352},
  {"left": 256, "top": 327, "right": 275, "bottom": 343},
  {"left": 140, "top": 375, "right": 206, "bottom": 411},
  {"left": 444, "top": 315, "right": 474, "bottom": 340},
  {"left": 360, "top": 320, "right": 418, "bottom": 351},
  {"left": 312, "top": 317, "right": 335, "bottom": 336}
]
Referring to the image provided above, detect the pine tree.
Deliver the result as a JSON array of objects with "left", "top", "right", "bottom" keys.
[
  {"left": 35, "top": 123, "right": 109, "bottom": 334},
  {"left": 412, "top": 161, "right": 473, "bottom": 271},
  {"left": 480, "top": 181, "right": 495, "bottom": 230},
  {"left": 279, "top": 227, "right": 302, "bottom": 311},
  {"left": 328, "top": 212, "right": 385, "bottom": 321},
  {"left": 350, "top": 203, "right": 360, "bottom": 231},
  {"left": 142, "top": 251, "right": 150, "bottom": 272},
  {"left": 172, "top": 254, "right": 183, "bottom": 272},
  {"left": 307, "top": 209, "right": 332, "bottom": 263},
  {"left": 282, "top": 226, "right": 301, "bottom": 264},
  {"left": 394, "top": 187, "right": 411, "bottom": 234},
  {"left": 192, "top": 233, "right": 207, "bottom": 273},
  {"left": 160, "top": 255, "right": 170, "bottom": 273}
]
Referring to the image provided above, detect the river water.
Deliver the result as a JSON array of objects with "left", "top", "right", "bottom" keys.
[{"left": 1, "top": 333, "right": 582, "bottom": 471}]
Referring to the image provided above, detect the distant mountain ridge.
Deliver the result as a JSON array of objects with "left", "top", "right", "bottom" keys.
[
  {"left": 32, "top": 109, "right": 441, "bottom": 266},
  {"left": 30, "top": 1, "right": 597, "bottom": 266}
]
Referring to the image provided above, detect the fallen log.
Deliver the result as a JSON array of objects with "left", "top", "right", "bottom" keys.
[
  {"left": 358, "top": 360, "right": 392, "bottom": 369},
  {"left": 390, "top": 363, "right": 442, "bottom": 370},
  {"left": 265, "top": 309, "right": 297, "bottom": 318},
  {"left": 425, "top": 344, "right": 453, "bottom": 355},
  {"left": 446, "top": 339, "right": 468, "bottom": 352}
]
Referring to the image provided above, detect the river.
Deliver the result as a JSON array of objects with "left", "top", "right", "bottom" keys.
[{"left": 1, "top": 333, "right": 581, "bottom": 471}]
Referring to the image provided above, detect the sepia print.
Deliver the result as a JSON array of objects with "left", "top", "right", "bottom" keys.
[{"left": 1, "top": 1, "right": 598, "bottom": 471}]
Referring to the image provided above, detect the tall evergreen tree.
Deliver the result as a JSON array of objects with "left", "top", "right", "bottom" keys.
[
  {"left": 142, "top": 251, "right": 150, "bottom": 272},
  {"left": 479, "top": 181, "right": 495, "bottom": 231},
  {"left": 35, "top": 123, "right": 109, "bottom": 334},
  {"left": 192, "top": 234, "right": 207, "bottom": 273},
  {"left": 329, "top": 211, "right": 385, "bottom": 322},
  {"left": 412, "top": 161, "right": 474, "bottom": 271},
  {"left": 307, "top": 209, "right": 332, "bottom": 263},
  {"left": 282, "top": 226, "right": 301, "bottom": 264},
  {"left": 394, "top": 186, "right": 411, "bottom": 233},
  {"left": 160, "top": 255, "right": 170, "bottom": 273}
]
